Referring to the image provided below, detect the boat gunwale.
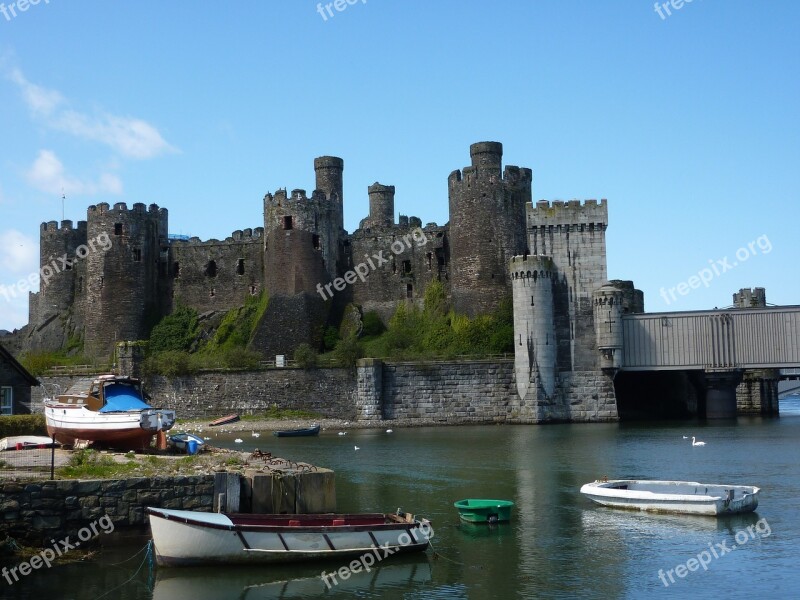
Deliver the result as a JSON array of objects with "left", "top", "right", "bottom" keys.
[
  {"left": 580, "top": 480, "right": 760, "bottom": 503},
  {"left": 146, "top": 508, "right": 428, "bottom": 534}
]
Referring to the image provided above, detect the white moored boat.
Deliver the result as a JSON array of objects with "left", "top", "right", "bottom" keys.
[
  {"left": 146, "top": 507, "right": 432, "bottom": 566},
  {"left": 44, "top": 375, "right": 175, "bottom": 450},
  {"left": 580, "top": 480, "right": 760, "bottom": 516}
]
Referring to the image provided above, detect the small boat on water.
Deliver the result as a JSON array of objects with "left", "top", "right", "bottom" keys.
[
  {"left": 44, "top": 375, "right": 175, "bottom": 450},
  {"left": 0, "top": 435, "right": 59, "bottom": 451},
  {"left": 454, "top": 499, "right": 514, "bottom": 523},
  {"left": 272, "top": 424, "right": 320, "bottom": 438},
  {"left": 580, "top": 480, "right": 760, "bottom": 516},
  {"left": 168, "top": 433, "right": 205, "bottom": 454},
  {"left": 208, "top": 414, "right": 240, "bottom": 427},
  {"left": 146, "top": 507, "right": 432, "bottom": 566}
]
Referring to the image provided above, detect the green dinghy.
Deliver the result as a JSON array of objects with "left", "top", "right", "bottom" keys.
[{"left": 454, "top": 499, "right": 514, "bottom": 523}]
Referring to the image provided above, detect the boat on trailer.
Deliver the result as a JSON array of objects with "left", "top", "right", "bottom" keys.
[
  {"left": 146, "top": 507, "right": 432, "bottom": 566},
  {"left": 43, "top": 374, "right": 176, "bottom": 450},
  {"left": 580, "top": 480, "right": 760, "bottom": 516},
  {"left": 272, "top": 424, "right": 321, "bottom": 438}
]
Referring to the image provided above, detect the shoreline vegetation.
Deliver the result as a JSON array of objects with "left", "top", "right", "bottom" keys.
[{"left": 20, "top": 282, "right": 514, "bottom": 377}]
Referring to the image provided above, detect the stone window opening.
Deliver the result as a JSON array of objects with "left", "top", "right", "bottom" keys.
[
  {"left": 250, "top": 285, "right": 257, "bottom": 295},
  {"left": 210, "top": 288, "right": 216, "bottom": 298},
  {"left": 237, "top": 259, "right": 245, "bottom": 275},
  {"left": 312, "top": 234, "right": 321, "bottom": 250},
  {"left": 282, "top": 216, "right": 293, "bottom": 230},
  {"left": 114, "top": 223, "right": 122, "bottom": 236},
  {"left": 427, "top": 252, "right": 432, "bottom": 270},
  {"left": 406, "top": 284, "right": 413, "bottom": 299},
  {"left": 392, "top": 260, "right": 397, "bottom": 274},
  {"left": 205, "top": 260, "right": 217, "bottom": 278},
  {"left": 403, "top": 260, "right": 411, "bottom": 274},
  {"left": 133, "top": 248, "right": 142, "bottom": 262}
]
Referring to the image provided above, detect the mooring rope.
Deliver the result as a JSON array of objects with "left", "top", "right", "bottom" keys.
[
  {"left": 427, "top": 537, "right": 464, "bottom": 566},
  {"left": 95, "top": 540, "right": 153, "bottom": 599},
  {"left": 106, "top": 540, "right": 151, "bottom": 566}
]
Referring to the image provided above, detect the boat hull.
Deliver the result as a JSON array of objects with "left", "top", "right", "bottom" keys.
[
  {"left": 146, "top": 508, "right": 431, "bottom": 567},
  {"left": 454, "top": 499, "right": 514, "bottom": 523},
  {"left": 273, "top": 425, "right": 321, "bottom": 438},
  {"left": 580, "top": 480, "right": 760, "bottom": 516},
  {"left": 44, "top": 404, "right": 175, "bottom": 450}
]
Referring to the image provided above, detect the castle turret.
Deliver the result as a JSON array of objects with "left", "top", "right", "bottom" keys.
[
  {"left": 366, "top": 183, "right": 395, "bottom": 229},
  {"left": 36, "top": 220, "right": 87, "bottom": 321},
  {"left": 511, "top": 255, "right": 556, "bottom": 401},
  {"left": 449, "top": 142, "right": 530, "bottom": 316},
  {"left": 592, "top": 280, "right": 643, "bottom": 370}
]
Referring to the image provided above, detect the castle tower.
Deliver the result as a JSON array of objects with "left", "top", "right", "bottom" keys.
[
  {"left": 255, "top": 157, "right": 346, "bottom": 357},
  {"left": 366, "top": 183, "right": 395, "bottom": 228},
  {"left": 35, "top": 220, "right": 87, "bottom": 322},
  {"left": 83, "top": 202, "right": 166, "bottom": 358},
  {"left": 527, "top": 199, "right": 610, "bottom": 370},
  {"left": 511, "top": 255, "right": 556, "bottom": 402},
  {"left": 449, "top": 142, "right": 530, "bottom": 316},
  {"left": 314, "top": 156, "right": 344, "bottom": 248}
]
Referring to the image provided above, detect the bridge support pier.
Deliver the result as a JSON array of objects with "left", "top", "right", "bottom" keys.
[{"left": 704, "top": 370, "right": 743, "bottom": 419}]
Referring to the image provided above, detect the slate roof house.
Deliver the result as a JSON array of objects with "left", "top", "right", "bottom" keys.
[{"left": 0, "top": 343, "right": 38, "bottom": 415}]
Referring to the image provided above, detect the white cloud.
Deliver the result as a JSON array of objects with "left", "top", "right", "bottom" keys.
[
  {"left": 0, "top": 229, "right": 38, "bottom": 276},
  {"left": 9, "top": 68, "right": 177, "bottom": 159},
  {"left": 24, "top": 150, "right": 123, "bottom": 196},
  {"left": 53, "top": 110, "right": 176, "bottom": 160},
  {"left": 9, "top": 67, "right": 63, "bottom": 116}
]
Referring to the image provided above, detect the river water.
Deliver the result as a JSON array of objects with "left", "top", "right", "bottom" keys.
[{"left": 5, "top": 398, "right": 800, "bottom": 599}]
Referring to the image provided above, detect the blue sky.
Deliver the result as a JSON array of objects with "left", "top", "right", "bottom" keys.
[{"left": 0, "top": 0, "right": 798, "bottom": 331}]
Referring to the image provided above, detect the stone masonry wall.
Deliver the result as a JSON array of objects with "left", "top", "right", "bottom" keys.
[
  {"left": 144, "top": 368, "right": 357, "bottom": 420},
  {"left": 380, "top": 360, "right": 516, "bottom": 422},
  {"left": 0, "top": 475, "right": 214, "bottom": 545}
]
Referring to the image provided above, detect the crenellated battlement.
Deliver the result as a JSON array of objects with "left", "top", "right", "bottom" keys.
[
  {"left": 510, "top": 255, "right": 556, "bottom": 279},
  {"left": 41, "top": 220, "right": 88, "bottom": 234},
  {"left": 528, "top": 199, "right": 608, "bottom": 228}
]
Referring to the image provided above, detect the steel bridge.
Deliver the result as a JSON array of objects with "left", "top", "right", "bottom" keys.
[{"left": 619, "top": 306, "right": 800, "bottom": 417}]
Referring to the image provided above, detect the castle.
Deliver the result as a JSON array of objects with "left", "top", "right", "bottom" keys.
[
  {"left": 23, "top": 141, "right": 610, "bottom": 363},
  {"left": 13, "top": 141, "right": 782, "bottom": 421}
]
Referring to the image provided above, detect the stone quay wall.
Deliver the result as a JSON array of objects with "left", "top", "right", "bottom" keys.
[{"left": 0, "top": 475, "right": 214, "bottom": 545}]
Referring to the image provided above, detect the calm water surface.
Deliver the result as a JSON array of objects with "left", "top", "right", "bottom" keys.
[{"left": 5, "top": 398, "right": 800, "bottom": 599}]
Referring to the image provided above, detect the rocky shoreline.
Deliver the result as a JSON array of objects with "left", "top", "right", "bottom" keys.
[{"left": 177, "top": 415, "right": 504, "bottom": 433}]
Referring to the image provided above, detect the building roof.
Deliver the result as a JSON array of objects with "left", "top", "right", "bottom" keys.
[{"left": 0, "top": 343, "right": 39, "bottom": 387}]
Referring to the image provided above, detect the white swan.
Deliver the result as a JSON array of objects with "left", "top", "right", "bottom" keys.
[
  {"left": 354, "top": 446, "right": 360, "bottom": 451},
  {"left": 234, "top": 438, "right": 243, "bottom": 444},
  {"left": 386, "top": 429, "right": 393, "bottom": 434},
  {"left": 252, "top": 431, "right": 260, "bottom": 438},
  {"left": 691, "top": 437, "right": 706, "bottom": 446}
]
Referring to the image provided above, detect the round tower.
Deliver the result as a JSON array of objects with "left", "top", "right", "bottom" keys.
[
  {"left": 449, "top": 142, "right": 530, "bottom": 316},
  {"left": 470, "top": 141, "right": 503, "bottom": 175},
  {"left": 511, "top": 255, "right": 556, "bottom": 401},
  {"left": 593, "top": 283, "right": 626, "bottom": 370},
  {"left": 84, "top": 202, "right": 165, "bottom": 358},
  {"left": 38, "top": 220, "right": 86, "bottom": 318},
  {"left": 367, "top": 183, "right": 395, "bottom": 228}
]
